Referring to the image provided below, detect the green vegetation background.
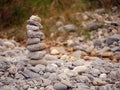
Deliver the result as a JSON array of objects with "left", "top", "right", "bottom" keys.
[{"left": 0, "top": 0, "right": 119, "bottom": 42}]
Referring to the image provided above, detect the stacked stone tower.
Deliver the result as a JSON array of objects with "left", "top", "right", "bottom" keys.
[{"left": 26, "top": 15, "right": 46, "bottom": 62}]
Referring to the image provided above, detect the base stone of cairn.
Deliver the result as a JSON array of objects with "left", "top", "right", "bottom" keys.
[{"left": 26, "top": 15, "right": 47, "bottom": 65}]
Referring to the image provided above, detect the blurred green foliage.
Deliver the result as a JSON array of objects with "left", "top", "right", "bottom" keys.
[{"left": 0, "top": 0, "right": 119, "bottom": 28}]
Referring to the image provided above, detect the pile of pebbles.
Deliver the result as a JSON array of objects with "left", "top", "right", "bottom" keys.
[
  {"left": 0, "top": 56, "right": 119, "bottom": 90},
  {"left": 26, "top": 15, "right": 47, "bottom": 64},
  {"left": 60, "top": 7, "right": 120, "bottom": 62},
  {"left": 0, "top": 11, "right": 120, "bottom": 90}
]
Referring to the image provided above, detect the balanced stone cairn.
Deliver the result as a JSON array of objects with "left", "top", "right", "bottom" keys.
[{"left": 26, "top": 15, "right": 47, "bottom": 65}]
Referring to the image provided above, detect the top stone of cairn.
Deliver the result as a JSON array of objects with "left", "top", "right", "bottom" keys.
[
  {"left": 30, "top": 15, "right": 41, "bottom": 22},
  {"left": 27, "top": 15, "right": 43, "bottom": 30}
]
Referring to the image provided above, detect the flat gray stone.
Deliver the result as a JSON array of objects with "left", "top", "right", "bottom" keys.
[
  {"left": 44, "top": 54, "right": 58, "bottom": 61},
  {"left": 105, "top": 37, "right": 119, "bottom": 46},
  {"left": 77, "top": 83, "right": 90, "bottom": 90},
  {"left": 23, "top": 68, "right": 40, "bottom": 78},
  {"left": 95, "top": 8, "right": 105, "bottom": 14},
  {"left": 27, "top": 51, "right": 46, "bottom": 60},
  {"left": 99, "top": 86, "right": 107, "bottom": 90},
  {"left": 73, "top": 50, "right": 82, "bottom": 59},
  {"left": 53, "top": 83, "right": 68, "bottom": 90},
  {"left": 83, "top": 21, "right": 103, "bottom": 31},
  {"left": 27, "top": 30, "right": 45, "bottom": 39},
  {"left": 26, "top": 24, "right": 39, "bottom": 31},
  {"left": 27, "top": 38, "right": 40, "bottom": 45},
  {"left": 46, "top": 64, "right": 58, "bottom": 72},
  {"left": 27, "top": 43, "right": 46, "bottom": 51},
  {"left": 27, "top": 20, "right": 43, "bottom": 29},
  {"left": 58, "top": 24, "right": 76, "bottom": 32}
]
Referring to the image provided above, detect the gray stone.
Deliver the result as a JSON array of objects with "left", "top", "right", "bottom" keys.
[
  {"left": 99, "top": 86, "right": 107, "bottom": 90},
  {"left": 3, "top": 41, "right": 15, "bottom": 49},
  {"left": 41, "top": 78, "right": 51, "bottom": 87},
  {"left": 72, "top": 60, "right": 85, "bottom": 66},
  {"left": 27, "top": 38, "right": 40, "bottom": 45},
  {"left": 28, "top": 59, "right": 48, "bottom": 66},
  {"left": 112, "top": 6, "right": 118, "bottom": 12},
  {"left": 109, "top": 71, "right": 117, "bottom": 80},
  {"left": 90, "top": 68, "right": 100, "bottom": 77},
  {"left": 77, "top": 83, "right": 90, "bottom": 90},
  {"left": 1, "top": 50, "right": 17, "bottom": 57},
  {"left": 73, "top": 65, "right": 87, "bottom": 74},
  {"left": 15, "top": 73, "right": 25, "bottom": 79},
  {"left": 26, "top": 25, "right": 39, "bottom": 31},
  {"left": 28, "top": 66, "right": 40, "bottom": 73},
  {"left": 58, "top": 73, "right": 69, "bottom": 81},
  {"left": 44, "top": 54, "right": 58, "bottom": 61},
  {"left": 83, "top": 21, "right": 103, "bottom": 30},
  {"left": 105, "top": 37, "right": 119, "bottom": 46},
  {"left": 27, "top": 51, "right": 46, "bottom": 60},
  {"left": 27, "top": 43, "right": 46, "bottom": 51},
  {"left": 66, "top": 70, "right": 78, "bottom": 77},
  {"left": 23, "top": 68, "right": 40, "bottom": 78},
  {"left": 0, "top": 46, "right": 5, "bottom": 52},
  {"left": 58, "top": 24, "right": 76, "bottom": 32},
  {"left": 53, "top": 83, "right": 68, "bottom": 90},
  {"left": 48, "top": 73, "right": 57, "bottom": 81},
  {"left": 35, "top": 64, "right": 46, "bottom": 71},
  {"left": 92, "top": 78, "right": 107, "bottom": 86},
  {"left": 8, "top": 65, "right": 18, "bottom": 74},
  {"left": 106, "top": 84, "right": 113, "bottom": 90},
  {"left": 45, "top": 85, "right": 54, "bottom": 90},
  {"left": 46, "top": 64, "right": 58, "bottom": 72},
  {"left": 43, "top": 72, "right": 51, "bottom": 79},
  {"left": 99, "top": 73, "right": 107, "bottom": 80},
  {"left": 73, "top": 50, "right": 82, "bottom": 59},
  {"left": 116, "top": 69, "right": 120, "bottom": 80},
  {"left": 64, "top": 24, "right": 76, "bottom": 32},
  {"left": 95, "top": 8, "right": 105, "bottom": 14},
  {"left": 91, "top": 59, "right": 106, "bottom": 67},
  {"left": 76, "top": 75, "right": 90, "bottom": 83},
  {"left": 115, "top": 82, "right": 120, "bottom": 89},
  {"left": 27, "top": 88, "right": 36, "bottom": 90},
  {"left": 93, "top": 39, "right": 102, "bottom": 47},
  {"left": 27, "top": 30, "right": 45, "bottom": 39},
  {"left": 11, "top": 87, "right": 19, "bottom": 90},
  {"left": 90, "top": 86, "right": 96, "bottom": 90},
  {"left": 27, "top": 20, "right": 43, "bottom": 29},
  {"left": 111, "top": 47, "right": 120, "bottom": 52}
]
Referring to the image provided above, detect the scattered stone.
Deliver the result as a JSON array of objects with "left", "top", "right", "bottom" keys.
[
  {"left": 99, "top": 73, "right": 107, "bottom": 80},
  {"left": 27, "top": 38, "right": 40, "bottom": 45},
  {"left": 53, "top": 83, "right": 68, "bottom": 90},
  {"left": 27, "top": 51, "right": 46, "bottom": 60},
  {"left": 58, "top": 24, "right": 76, "bottom": 32},
  {"left": 95, "top": 8, "right": 105, "bottom": 14},
  {"left": 73, "top": 50, "right": 82, "bottom": 59},
  {"left": 83, "top": 21, "right": 103, "bottom": 30},
  {"left": 93, "top": 78, "right": 107, "bottom": 86},
  {"left": 3, "top": 41, "right": 15, "bottom": 49},
  {"left": 50, "top": 49, "right": 60, "bottom": 55},
  {"left": 73, "top": 66, "right": 87, "bottom": 74},
  {"left": 23, "top": 68, "right": 40, "bottom": 78}
]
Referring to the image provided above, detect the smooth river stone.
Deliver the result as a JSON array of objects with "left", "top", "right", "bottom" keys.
[
  {"left": 27, "top": 20, "right": 43, "bottom": 29},
  {"left": 53, "top": 83, "right": 68, "bottom": 90},
  {"left": 27, "top": 43, "right": 46, "bottom": 51},
  {"left": 27, "top": 38, "right": 40, "bottom": 45},
  {"left": 27, "top": 51, "right": 46, "bottom": 60},
  {"left": 26, "top": 24, "right": 39, "bottom": 31},
  {"left": 27, "top": 30, "right": 45, "bottom": 39}
]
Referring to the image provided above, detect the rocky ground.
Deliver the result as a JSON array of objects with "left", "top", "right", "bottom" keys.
[{"left": 0, "top": 7, "right": 120, "bottom": 90}]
